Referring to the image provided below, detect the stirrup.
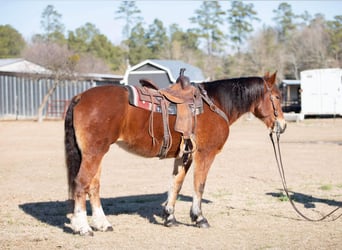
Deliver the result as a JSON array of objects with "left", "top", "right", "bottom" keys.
[{"left": 178, "top": 134, "right": 197, "bottom": 159}]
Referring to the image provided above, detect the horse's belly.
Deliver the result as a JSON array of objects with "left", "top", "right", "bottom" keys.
[{"left": 115, "top": 138, "right": 159, "bottom": 157}]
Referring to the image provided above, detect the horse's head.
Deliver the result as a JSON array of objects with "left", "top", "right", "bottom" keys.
[{"left": 253, "top": 72, "right": 287, "bottom": 134}]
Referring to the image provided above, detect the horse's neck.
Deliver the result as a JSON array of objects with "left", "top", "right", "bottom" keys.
[
  {"left": 227, "top": 111, "right": 248, "bottom": 126},
  {"left": 228, "top": 93, "right": 260, "bottom": 126},
  {"left": 203, "top": 81, "right": 258, "bottom": 126}
]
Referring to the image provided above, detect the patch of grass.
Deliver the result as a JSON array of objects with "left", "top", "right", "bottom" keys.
[
  {"left": 246, "top": 200, "right": 256, "bottom": 206},
  {"left": 274, "top": 192, "right": 289, "bottom": 202},
  {"left": 210, "top": 189, "right": 231, "bottom": 199},
  {"left": 319, "top": 184, "right": 333, "bottom": 191},
  {"left": 276, "top": 192, "right": 289, "bottom": 202},
  {"left": 336, "top": 184, "right": 342, "bottom": 189}
]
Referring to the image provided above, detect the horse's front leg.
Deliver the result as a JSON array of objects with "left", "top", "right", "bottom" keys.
[
  {"left": 164, "top": 157, "right": 192, "bottom": 226},
  {"left": 190, "top": 151, "right": 216, "bottom": 228}
]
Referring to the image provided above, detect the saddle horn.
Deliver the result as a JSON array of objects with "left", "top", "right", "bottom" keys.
[{"left": 176, "top": 68, "right": 191, "bottom": 89}]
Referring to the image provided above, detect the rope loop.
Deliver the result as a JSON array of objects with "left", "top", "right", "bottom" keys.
[{"left": 270, "top": 132, "right": 341, "bottom": 221}]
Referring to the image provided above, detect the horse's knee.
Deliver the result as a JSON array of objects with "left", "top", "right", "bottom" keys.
[
  {"left": 74, "top": 163, "right": 101, "bottom": 195},
  {"left": 88, "top": 180, "right": 100, "bottom": 198},
  {"left": 73, "top": 180, "right": 90, "bottom": 199}
]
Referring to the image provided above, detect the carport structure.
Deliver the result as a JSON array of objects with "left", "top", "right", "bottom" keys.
[{"left": 123, "top": 59, "right": 206, "bottom": 88}]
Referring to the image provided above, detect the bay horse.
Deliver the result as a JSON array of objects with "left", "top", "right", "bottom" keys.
[{"left": 65, "top": 72, "right": 286, "bottom": 235}]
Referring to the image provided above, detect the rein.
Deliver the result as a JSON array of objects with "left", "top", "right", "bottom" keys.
[
  {"left": 198, "top": 83, "right": 229, "bottom": 124},
  {"left": 269, "top": 131, "right": 342, "bottom": 221},
  {"left": 266, "top": 78, "right": 341, "bottom": 221}
]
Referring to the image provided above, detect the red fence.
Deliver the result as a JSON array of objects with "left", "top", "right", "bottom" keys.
[{"left": 46, "top": 100, "right": 70, "bottom": 119}]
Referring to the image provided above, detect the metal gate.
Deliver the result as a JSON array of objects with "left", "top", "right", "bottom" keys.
[{"left": 0, "top": 74, "right": 94, "bottom": 120}]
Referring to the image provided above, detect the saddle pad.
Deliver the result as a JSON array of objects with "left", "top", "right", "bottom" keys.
[{"left": 126, "top": 85, "right": 177, "bottom": 114}]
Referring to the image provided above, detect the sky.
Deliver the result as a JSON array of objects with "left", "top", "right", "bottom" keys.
[{"left": 1, "top": 0, "right": 341, "bottom": 45}]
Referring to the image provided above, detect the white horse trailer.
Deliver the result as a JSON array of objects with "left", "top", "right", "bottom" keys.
[{"left": 300, "top": 68, "right": 342, "bottom": 117}]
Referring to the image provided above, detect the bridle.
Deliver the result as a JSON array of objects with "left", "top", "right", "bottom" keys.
[
  {"left": 264, "top": 80, "right": 284, "bottom": 135},
  {"left": 270, "top": 93, "right": 278, "bottom": 118},
  {"left": 266, "top": 81, "right": 342, "bottom": 221},
  {"left": 265, "top": 81, "right": 279, "bottom": 120}
]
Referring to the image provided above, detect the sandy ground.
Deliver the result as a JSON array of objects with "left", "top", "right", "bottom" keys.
[{"left": 0, "top": 117, "right": 341, "bottom": 249}]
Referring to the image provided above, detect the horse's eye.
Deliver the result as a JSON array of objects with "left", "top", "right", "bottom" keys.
[{"left": 270, "top": 95, "right": 280, "bottom": 100}]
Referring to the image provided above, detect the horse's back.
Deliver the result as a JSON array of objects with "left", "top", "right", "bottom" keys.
[{"left": 74, "top": 84, "right": 128, "bottom": 121}]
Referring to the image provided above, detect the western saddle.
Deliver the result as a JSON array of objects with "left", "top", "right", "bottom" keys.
[{"left": 127, "top": 68, "right": 203, "bottom": 162}]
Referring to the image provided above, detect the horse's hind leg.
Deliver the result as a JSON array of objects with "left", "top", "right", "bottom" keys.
[
  {"left": 71, "top": 153, "right": 111, "bottom": 235},
  {"left": 88, "top": 164, "right": 113, "bottom": 232},
  {"left": 164, "top": 157, "right": 192, "bottom": 226},
  {"left": 70, "top": 156, "right": 98, "bottom": 236}
]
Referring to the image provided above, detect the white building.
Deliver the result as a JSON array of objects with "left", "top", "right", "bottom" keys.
[{"left": 300, "top": 68, "right": 342, "bottom": 117}]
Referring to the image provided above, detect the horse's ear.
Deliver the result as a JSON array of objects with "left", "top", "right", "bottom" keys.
[
  {"left": 265, "top": 71, "right": 277, "bottom": 86},
  {"left": 270, "top": 71, "right": 277, "bottom": 86}
]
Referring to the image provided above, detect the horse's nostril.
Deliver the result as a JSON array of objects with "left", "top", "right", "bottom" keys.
[{"left": 274, "top": 120, "right": 287, "bottom": 134}]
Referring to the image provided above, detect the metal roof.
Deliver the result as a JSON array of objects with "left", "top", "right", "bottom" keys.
[
  {"left": 124, "top": 59, "right": 206, "bottom": 84},
  {"left": 83, "top": 73, "right": 123, "bottom": 80},
  {"left": 0, "top": 58, "right": 23, "bottom": 67},
  {"left": 281, "top": 79, "right": 301, "bottom": 85},
  {"left": 0, "top": 58, "right": 49, "bottom": 74}
]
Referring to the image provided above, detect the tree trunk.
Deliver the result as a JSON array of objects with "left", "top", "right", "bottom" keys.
[{"left": 37, "top": 80, "right": 58, "bottom": 122}]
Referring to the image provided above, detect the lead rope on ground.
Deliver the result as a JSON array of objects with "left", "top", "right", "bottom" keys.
[{"left": 269, "top": 132, "right": 342, "bottom": 222}]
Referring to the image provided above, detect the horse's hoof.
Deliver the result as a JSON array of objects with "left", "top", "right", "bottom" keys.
[
  {"left": 92, "top": 225, "right": 114, "bottom": 232},
  {"left": 164, "top": 217, "right": 179, "bottom": 227},
  {"left": 77, "top": 230, "right": 94, "bottom": 236},
  {"left": 196, "top": 218, "right": 210, "bottom": 228}
]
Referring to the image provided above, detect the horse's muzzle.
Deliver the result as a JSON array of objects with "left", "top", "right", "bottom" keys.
[{"left": 273, "top": 119, "right": 287, "bottom": 134}]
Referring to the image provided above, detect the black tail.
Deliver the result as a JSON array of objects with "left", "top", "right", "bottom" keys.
[{"left": 64, "top": 95, "right": 81, "bottom": 200}]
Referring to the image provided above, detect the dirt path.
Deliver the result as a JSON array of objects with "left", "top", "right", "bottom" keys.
[{"left": 0, "top": 118, "right": 341, "bottom": 249}]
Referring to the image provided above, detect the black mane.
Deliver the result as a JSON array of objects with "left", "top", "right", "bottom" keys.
[{"left": 202, "top": 77, "right": 265, "bottom": 117}]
